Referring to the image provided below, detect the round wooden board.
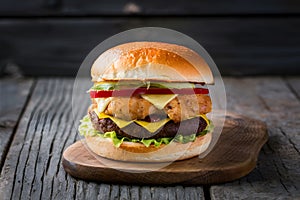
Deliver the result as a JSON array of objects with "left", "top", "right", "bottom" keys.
[{"left": 62, "top": 113, "right": 268, "bottom": 185}]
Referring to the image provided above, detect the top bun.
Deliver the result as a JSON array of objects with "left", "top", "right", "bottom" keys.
[{"left": 91, "top": 42, "right": 214, "bottom": 84}]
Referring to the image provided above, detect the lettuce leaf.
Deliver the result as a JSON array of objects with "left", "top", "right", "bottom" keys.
[
  {"left": 90, "top": 81, "right": 199, "bottom": 91},
  {"left": 78, "top": 115, "right": 213, "bottom": 148},
  {"left": 91, "top": 83, "right": 115, "bottom": 91}
]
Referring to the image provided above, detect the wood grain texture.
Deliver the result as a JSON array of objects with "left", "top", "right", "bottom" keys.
[
  {"left": 286, "top": 77, "right": 300, "bottom": 101},
  {"left": 0, "top": 79, "right": 78, "bottom": 200},
  {"left": 210, "top": 77, "right": 300, "bottom": 199},
  {"left": 62, "top": 113, "right": 267, "bottom": 185},
  {"left": 0, "top": 18, "right": 299, "bottom": 76},
  {"left": 1, "top": 0, "right": 300, "bottom": 16},
  {"left": 0, "top": 77, "right": 299, "bottom": 199},
  {"left": 0, "top": 78, "right": 33, "bottom": 170},
  {"left": 0, "top": 78, "right": 205, "bottom": 199}
]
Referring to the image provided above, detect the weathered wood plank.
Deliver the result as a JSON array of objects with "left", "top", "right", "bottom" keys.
[
  {"left": 151, "top": 187, "right": 169, "bottom": 199},
  {"left": 1, "top": 0, "right": 300, "bottom": 16},
  {"left": 97, "top": 184, "right": 110, "bottom": 199},
  {"left": 284, "top": 77, "right": 300, "bottom": 154},
  {"left": 1, "top": 77, "right": 299, "bottom": 199},
  {"left": 0, "top": 78, "right": 205, "bottom": 199},
  {"left": 0, "top": 79, "right": 77, "bottom": 200},
  {"left": 140, "top": 186, "right": 152, "bottom": 200},
  {"left": 110, "top": 185, "right": 120, "bottom": 199},
  {"left": 0, "top": 78, "right": 33, "bottom": 170},
  {"left": 210, "top": 77, "right": 300, "bottom": 199},
  {"left": 285, "top": 77, "right": 300, "bottom": 101},
  {"left": 0, "top": 18, "right": 299, "bottom": 76},
  {"left": 183, "top": 187, "right": 204, "bottom": 200},
  {"left": 130, "top": 186, "right": 140, "bottom": 200}
]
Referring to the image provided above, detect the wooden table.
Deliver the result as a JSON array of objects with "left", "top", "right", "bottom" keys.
[{"left": 0, "top": 77, "right": 299, "bottom": 199}]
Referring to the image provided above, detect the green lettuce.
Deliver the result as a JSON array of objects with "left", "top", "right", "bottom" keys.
[
  {"left": 90, "top": 81, "right": 200, "bottom": 91},
  {"left": 79, "top": 115, "right": 213, "bottom": 148}
]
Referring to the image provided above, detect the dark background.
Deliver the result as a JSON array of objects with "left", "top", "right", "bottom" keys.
[{"left": 0, "top": 0, "right": 300, "bottom": 77}]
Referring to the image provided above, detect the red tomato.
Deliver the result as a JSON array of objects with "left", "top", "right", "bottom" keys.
[{"left": 90, "top": 88, "right": 209, "bottom": 98}]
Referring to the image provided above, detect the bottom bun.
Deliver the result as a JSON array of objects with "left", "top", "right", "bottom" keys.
[{"left": 85, "top": 132, "right": 212, "bottom": 162}]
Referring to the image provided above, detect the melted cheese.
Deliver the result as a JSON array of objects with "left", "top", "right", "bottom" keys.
[
  {"left": 98, "top": 112, "right": 131, "bottom": 128},
  {"left": 134, "top": 118, "right": 171, "bottom": 133},
  {"left": 141, "top": 94, "right": 177, "bottom": 109},
  {"left": 95, "top": 110, "right": 209, "bottom": 134},
  {"left": 94, "top": 97, "right": 113, "bottom": 113},
  {"left": 97, "top": 112, "right": 171, "bottom": 133}
]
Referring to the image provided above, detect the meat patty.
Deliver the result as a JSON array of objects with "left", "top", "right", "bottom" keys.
[
  {"left": 102, "top": 94, "right": 211, "bottom": 122},
  {"left": 89, "top": 111, "right": 207, "bottom": 139}
]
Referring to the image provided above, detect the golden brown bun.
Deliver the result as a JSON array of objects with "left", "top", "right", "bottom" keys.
[
  {"left": 91, "top": 42, "right": 214, "bottom": 84},
  {"left": 85, "top": 132, "right": 212, "bottom": 162}
]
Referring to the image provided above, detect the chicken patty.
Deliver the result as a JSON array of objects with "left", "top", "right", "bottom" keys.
[
  {"left": 105, "top": 96, "right": 164, "bottom": 121},
  {"left": 101, "top": 94, "right": 211, "bottom": 122},
  {"left": 164, "top": 94, "right": 212, "bottom": 122}
]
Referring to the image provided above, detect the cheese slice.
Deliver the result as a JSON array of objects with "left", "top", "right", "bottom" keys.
[
  {"left": 96, "top": 110, "right": 209, "bottom": 134},
  {"left": 98, "top": 112, "right": 132, "bottom": 128},
  {"left": 134, "top": 118, "right": 171, "bottom": 133},
  {"left": 141, "top": 94, "right": 177, "bottom": 110},
  {"left": 94, "top": 97, "right": 113, "bottom": 113},
  {"left": 97, "top": 112, "right": 171, "bottom": 133}
]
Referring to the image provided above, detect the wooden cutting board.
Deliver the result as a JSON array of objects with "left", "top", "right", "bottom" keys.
[{"left": 62, "top": 113, "right": 268, "bottom": 185}]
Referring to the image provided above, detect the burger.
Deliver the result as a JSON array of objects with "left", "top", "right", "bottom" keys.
[{"left": 79, "top": 42, "right": 214, "bottom": 162}]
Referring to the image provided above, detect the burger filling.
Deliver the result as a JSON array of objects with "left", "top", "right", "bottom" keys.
[
  {"left": 89, "top": 111, "right": 208, "bottom": 139},
  {"left": 79, "top": 81, "right": 213, "bottom": 147}
]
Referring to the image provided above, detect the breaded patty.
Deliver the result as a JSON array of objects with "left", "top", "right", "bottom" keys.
[
  {"left": 164, "top": 94, "right": 212, "bottom": 122},
  {"left": 101, "top": 94, "right": 211, "bottom": 122},
  {"left": 104, "top": 96, "right": 163, "bottom": 120}
]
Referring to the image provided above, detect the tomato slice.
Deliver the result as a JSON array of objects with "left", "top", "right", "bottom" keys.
[{"left": 90, "top": 88, "right": 209, "bottom": 98}]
